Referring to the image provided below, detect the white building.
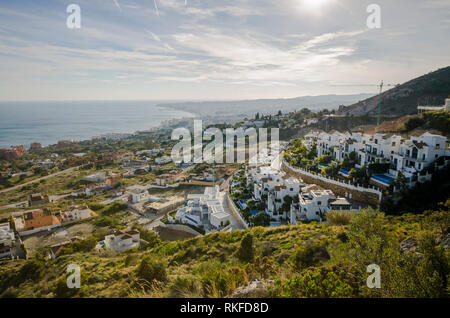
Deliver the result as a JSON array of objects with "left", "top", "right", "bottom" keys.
[
  {"left": 126, "top": 185, "right": 150, "bottom": 203},
  {"left": 85, "top": 184, "right": 104, "bottom": 196},
  {"left": 417, "top": 98, "right": 450, "bottom": 114},
  {"left": 302, "top": 131, "right": 450, "bottom": 188},
  {"left": 97, "top": 229, "right": 140, "bottom": 252},
  {"left": 155, "top": 174, "right": 178, "bottom": 186},
  {"left": 82, "top": 172, "right": 106, "bottom": 183},
  {"left": 155, "top": 156, "right": 172, "bottom": 165},
  {"left": 246, "top": 160, "right": 302, "bottom": 221},
  {"left": 290, "top": 189, "right": 347, "bottom": 223},
  {"left": 305, "top": 118, "right": 319, "bottom": 126},
  {"left": 174, "top": 186, "right": 231, "bottom": 230},
  {"left": 136, "top": 148, "right": 164, "bottom": 156},
  {"left": 0, "top": 222, "right": 15, "bottom": 258},
  {"left": 60, "top": 205, "right": 93, "bottom": 223}
]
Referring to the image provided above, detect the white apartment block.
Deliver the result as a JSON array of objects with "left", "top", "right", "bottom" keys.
[
  {"left": 175, "top": 186, "right": 231, "bottom": 230},
  {"left": 247, "top": 165, "right": 301, "bottom": 221},
  {"left": 303, "top": 130, "right": 449, "bottom": 186},
  {"left": 290, "top": 190, "right": 351, "bottom": 223}
]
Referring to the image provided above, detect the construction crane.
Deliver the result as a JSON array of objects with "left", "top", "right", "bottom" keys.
[{"left": 332, "top": 81, "right": 397, "bottom": 126}]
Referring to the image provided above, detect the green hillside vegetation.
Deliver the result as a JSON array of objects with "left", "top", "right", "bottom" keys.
[
  {"left": 1, "top": 203, "right": 449, "bottom": 298},
  {"left": 401, "top": 111, "right": 450, "bottom": 136},
  {"left": 381, "top": 164, "right": 450, "bottom": 215}
]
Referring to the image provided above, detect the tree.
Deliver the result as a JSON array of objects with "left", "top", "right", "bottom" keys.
[
  {"left": 282, "top": 195, "right": 293, "bottom": 213},
  {"left": 392, "top": 171, "right": 408, "bottom": 193},
  {"left": 250, "top": 213, "right": 270, "bottom": 227},
  {"left": 237, "top": 233, "right": 255, "bottom": 263}
]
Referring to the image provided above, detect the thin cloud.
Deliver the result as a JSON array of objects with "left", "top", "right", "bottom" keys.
[{"left": 112, "top": 0, "right": 122, "bottom": 11}]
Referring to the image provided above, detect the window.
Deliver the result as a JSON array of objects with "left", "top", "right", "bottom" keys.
[
  {"left": 436, "top": 144, "right": 440, "bottom": 149},
  {"left": 318, "top": 201, "right": 322, "bottom": 205},
  {"left": 392, "top": 142, "right": 396, "bottom": 146}
]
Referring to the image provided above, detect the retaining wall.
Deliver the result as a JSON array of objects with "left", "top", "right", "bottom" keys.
[{"left": 283, "top": 161, "right": 382, "bottom": 206}]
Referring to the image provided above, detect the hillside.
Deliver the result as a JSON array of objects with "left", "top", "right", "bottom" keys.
[
  {"left": 161, "top": 94, "right": 374, "bottom": 118},
  {"left": 338, "top": 66, "right": 450, "bottom": 117},
  {"left": 1, "top": 207, "right": 449, "bottom": 298}
]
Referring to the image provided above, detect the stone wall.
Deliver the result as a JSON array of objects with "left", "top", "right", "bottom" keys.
[{"left": 282, "top": 161, "right": 382, "bottom": 206}]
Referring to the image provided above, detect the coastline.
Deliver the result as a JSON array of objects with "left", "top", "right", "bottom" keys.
[{"left": 0, "top": 101, "right": 196, "bottom": 149}]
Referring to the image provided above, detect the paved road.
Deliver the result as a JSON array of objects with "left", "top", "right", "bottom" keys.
[
  {"left": 0, "top": 166, "right": 80, "bottom": 194},
  {"left": 220, "top": 192, "right": 244, "bottom": 230}
]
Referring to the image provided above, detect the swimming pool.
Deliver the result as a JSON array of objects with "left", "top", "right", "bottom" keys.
[
  {"left": 238, "top": 200, "right": 248, "bottom": 210},
  {"left": 372, "top": 174, "right": 395, "bottom": 185}
]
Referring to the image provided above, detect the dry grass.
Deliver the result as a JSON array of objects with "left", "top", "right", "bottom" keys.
[{"left": 325, "top": 211, "right": 353, "bottom": 226}]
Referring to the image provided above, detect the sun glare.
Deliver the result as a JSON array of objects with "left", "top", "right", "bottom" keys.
[{"left": 300, "top": 0, "right": 332, "bottom": 12}]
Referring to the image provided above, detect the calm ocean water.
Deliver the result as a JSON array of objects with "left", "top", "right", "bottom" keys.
[{"left": 0, "top": 101, "right": 194, "bottom": 148}]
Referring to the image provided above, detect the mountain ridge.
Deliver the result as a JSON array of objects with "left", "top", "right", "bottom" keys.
[
  {"left": 337, "top": 66, "right": 450, "bottom": 117},
  {"left": 159, "top": 93, "right": 374, "bottom": 117}
]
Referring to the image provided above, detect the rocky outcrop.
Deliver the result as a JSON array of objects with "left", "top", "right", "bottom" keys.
[
  {"left": 229, "top": 280, "right": 274, "bottom": 298},
  {"left": 399, "top": 237, "right": 417, "bottom": 253}
]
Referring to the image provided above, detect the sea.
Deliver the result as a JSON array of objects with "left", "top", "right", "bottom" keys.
[{"left": 0, "top": 101, "right": 195, "bottom": 148}]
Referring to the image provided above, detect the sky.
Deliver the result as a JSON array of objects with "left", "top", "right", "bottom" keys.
[{"left": 0, "top": 0, "right": 449, "bottom": 101}]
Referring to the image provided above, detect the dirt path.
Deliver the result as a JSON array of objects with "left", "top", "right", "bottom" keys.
[{"left": 0, "top": 166, "right": 80, "bottom": 194}]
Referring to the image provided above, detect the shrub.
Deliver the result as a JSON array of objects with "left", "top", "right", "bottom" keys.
[
  {"left": 17, "top": 260, "right": 45, "bottom": 282},
  {"left": 168, "top": 276, "right": 202, "bottom": 298},
  {"left": 134, "top": 226, "right": 162, "bottom": 249},
  {"left": 326, "top": 211, "right": 353, "bottom": 226},
  {"left": 136, "top": 256, "right": 167, "bottom": 285},
  {"left": 94, "top": 216, "right": 120, "bottom": 227},
  {"left": 245, "top": 256, "right": 277, "bottom": 279},
  {"left": 125, "top": 254, "right": 139, "bottom": 266},
  {"left": 89, "top": 202, "right": 105, "bottom": 211},
  {"left": 236, "top": 233, "right": 255, "bottom": 263},
  {"left": 291, "top": 242, "right": 329, "bottom": 270},
  {"left": 270, "top": 266, "right": 356, "bottom": 298},
  {"left": 0, "top": 287, "right": 19, "bottom": 298},
  {"left": 71, "top": 236, "right": 98, "bottom": 252},
  {"left": 54, "top": 275, "right": 79, "bottom": 298},
  {"left": 102, "top": 202, "right": 128, "bottom": 216},
  {"left": 197, "top": 262, "right": 246, "bottom": 297}
]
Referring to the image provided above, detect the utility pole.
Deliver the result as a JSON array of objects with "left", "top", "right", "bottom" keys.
[{"left": 377, "top": 81, "right": 384, "bottom": 126}]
